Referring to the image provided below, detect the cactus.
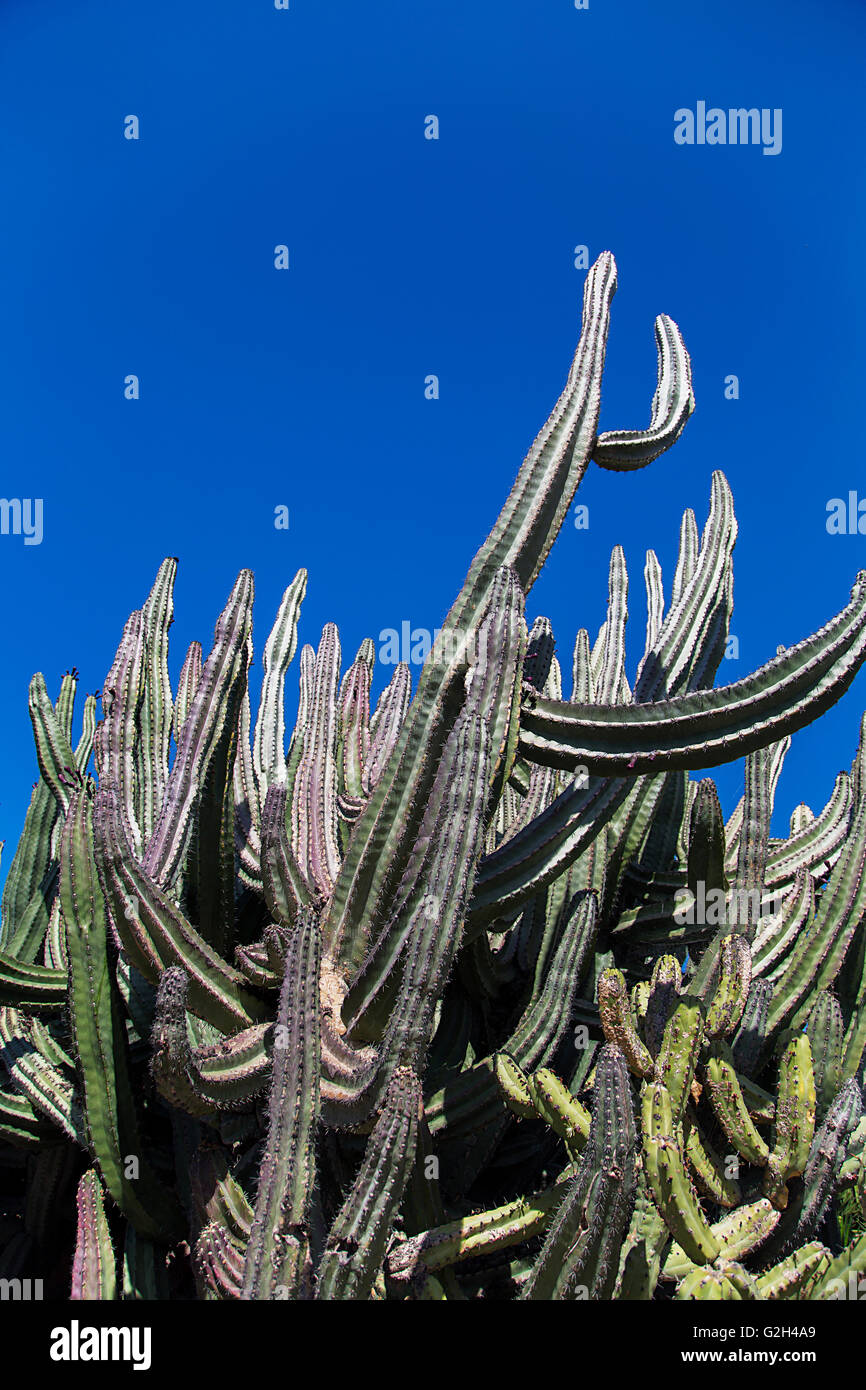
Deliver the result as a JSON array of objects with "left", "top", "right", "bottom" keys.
[{"left": 2, "top": 252, "right": 866, "bottom": 1300}]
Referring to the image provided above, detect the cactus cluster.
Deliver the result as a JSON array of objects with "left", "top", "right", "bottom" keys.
[{"left": 3, "top": 252, "right": 866, "bottom": 1300}]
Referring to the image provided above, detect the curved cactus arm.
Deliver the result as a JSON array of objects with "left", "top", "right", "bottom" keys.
[
  {"left": 173, "top": 640, "right": 202, "bottom": 745},
  {"left": 520, "top": 571, "right": 866, "bottom": 777},
  {"left": 241, "top": 908, "right": 321, "bottom": 1301},
  {"left": 500, "top": 472, "right": 733, "bottom": 911},
  {"left": 764, "top": 772, "right": 851, "bottom": 890},
  {"left": 61, "top": 788, "right": 184, "bottom": 1239},
  {"left": 71, "top": 1169, "right": 117, "bottom": 1301},
  {"left": 322, "top": 254, "right": 622, "bottom": 974},
  {"left": 150, "top": 968, "right": 224, "bottom": 1118},
  {"left": 136, "top": 558, "right": 177, "bottom": 843},
  {"left": 0, "top": 1007, "right": 84, "bottom": 1143},
  {"left": 30, "top": 1015, "right": 74, "bottom": 1073},
  {"left": 142, "top": 570, "right": 254, "bottom": 888},
  {"left": 662, "top": 1199, "right": 780, "bottom": 1284},
  {"left": 0, "top": 952, "right": 67, "bottom": 1011},
  {"left": 315, "top": 1067, "right": 421, "bottom": 1301},
  {"left": 0, "top": 1085, "right": 52, "bottom": 1147},
  {"left": 253, "top": 568, "right": 307, "bottom": 791},
  {"left": 760, "top": 731, "right": 792, "bottom": 819},
  {"left": 235, "top": 938, "right": 281, "bottom": 989},
  {"left": 522, "top": 1044, "right": 638, "bottom": 1300},
  {"left": 593, "top": 313, "right": 694, "bottom": 471},
  {"left": 182, "top": 1025, "right": 273, "bottom": 1111},
  {"left": 151, "top": 970, "right": 274, "bottom": 1117}
]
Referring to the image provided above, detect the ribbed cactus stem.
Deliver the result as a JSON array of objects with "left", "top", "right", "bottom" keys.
[
  {"left": 522, "top": 1043, "right": 638, "bottom": 1300},
  {"left": 241, "top": 907, "right": 321, "bottom": 1300}
]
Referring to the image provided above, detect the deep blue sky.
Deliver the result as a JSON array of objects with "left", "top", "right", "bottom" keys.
[{"left": 1, "top": 0, "right": 864, "bottom": 873}]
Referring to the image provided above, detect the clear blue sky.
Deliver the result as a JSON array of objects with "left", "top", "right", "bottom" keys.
[{"left": 1, "top": 0, "right": 864, "bottom": 871}]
